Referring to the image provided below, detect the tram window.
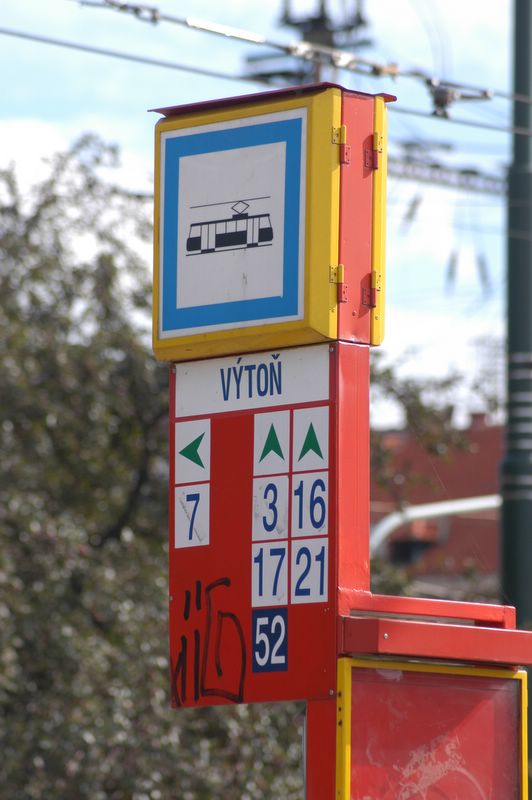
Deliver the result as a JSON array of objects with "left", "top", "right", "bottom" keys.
[{"left": 258, "top": 215, "right": 273, "bottom": 243}]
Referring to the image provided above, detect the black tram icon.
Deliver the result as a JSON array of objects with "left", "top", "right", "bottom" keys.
[{"left": 186, "top": 200, "right": 274, "bottom": 256}]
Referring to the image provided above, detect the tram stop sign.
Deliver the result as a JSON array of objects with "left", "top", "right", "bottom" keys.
[{"left": 152, "top": 83, "right": 393, "bottom": 362}]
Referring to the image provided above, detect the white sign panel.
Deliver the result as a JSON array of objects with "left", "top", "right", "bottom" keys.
[
  {"left": 174, "top": 483, "right": 210, "bottom": 549},
  {"left": 174, "top": 419, "right": 211, "bottom": 484},
  {"left": 252, "top": 541, "right": 289, "bottom": 607},
  {"left": 177, "top": 143, "right": 286, "bottom": 308},
  {"left": 291, "top": 538, "right": 328, "bottom": 604},
  {"left": 293, "top": 406, "right": 329, "bottom": 471},
  {"left": 253, "top": 411, "right": 290, "bottom": 476},
  {"left": 252, "top": 476, "right": 290, "bottom": 541},
  {"left": 174, "top": 344, "right": 330, "bottom": 417},
  {"left": 159, "top": 108, "right": 307, "bottom": 338}
]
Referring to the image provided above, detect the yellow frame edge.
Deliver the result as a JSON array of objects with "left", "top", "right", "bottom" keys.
[
  {"left": 370, "top": 96, "right": 388, "bottom": 346},
  {"left": 152, "top": 88, "right": 341, "bottom": 362},
  {"left": 336, "top": 656, "right": 528, "bottom": 800}
]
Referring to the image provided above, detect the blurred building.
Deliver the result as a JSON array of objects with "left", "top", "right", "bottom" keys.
[{"left": 371, "top": 414, "right": 502, "bottom": 600}]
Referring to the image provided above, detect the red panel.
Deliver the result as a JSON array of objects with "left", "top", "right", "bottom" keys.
[
  {"left": 348, "top": 666, "right": 521, "bottom": 799},
  {"left": 335, "top": 343, "right": 370, "bottom": 593},
  {"left": 340, "top": 616, "right": 532, "bottom": 666},
  {"left": 168, "top": 359, "right": 341, "bottom": 707},
  {"left": 305, "top": 699, "right": 337, "bottom": 799},
  {"left": 338, "top": 590, "right": 517, "bottom": 628},
  {"left": 337, "top": 93, "right": 375, "bottom": 344}
]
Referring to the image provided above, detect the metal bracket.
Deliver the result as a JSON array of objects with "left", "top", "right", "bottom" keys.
[
  {"left": 332, "top": 126, "right": 350, "bottom": 164},
  {"left": 330, "top": 264, "right": 345, "bottom": 284},
  {"left": 332, "top": 125, "right": 347, "bottom": 145},
  {"left": 372, "top": 131, "right": 384, "bottom": 169},
  {"left": 330, "top": 264, "right": 348, "bottom": 303},
  {"left": 362, "top": 270, "right": 382, "bottom": 308},
  {"left": 339, "top": 144, "right": 351, "bottom": 165}
]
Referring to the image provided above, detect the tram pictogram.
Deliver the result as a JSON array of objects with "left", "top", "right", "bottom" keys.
[{"left": 186, "top": 199, "right": 274, "bottom": 256}]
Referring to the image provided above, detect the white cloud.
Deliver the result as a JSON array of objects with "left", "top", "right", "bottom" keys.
[{"left": 0, "top": 119, "right": 69, "bottom": 185}]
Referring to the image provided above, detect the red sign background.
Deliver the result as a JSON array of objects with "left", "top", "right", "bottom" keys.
[{"left": 168, "top": 352, "right": 342, "bottom": 707}]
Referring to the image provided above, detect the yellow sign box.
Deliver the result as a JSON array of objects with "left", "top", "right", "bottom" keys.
[{"left": 152, "top": 84, "right": 390, "bottom": 362}]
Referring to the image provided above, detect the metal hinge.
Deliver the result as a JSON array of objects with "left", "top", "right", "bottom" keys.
[
  {"left": 332, "top": 125, "right": 347, "bottom": 144},
  {"left": 362, "top": 270, "right": 382, "bottom": 308},
  {"left": 373, "top": 130, "right": 384, "bottom": 169},
  {"left": 364, "top": 131, "right": 384, "bottom": 170},
  {"left": 332, "top": 125, "right": 351, "bottom": 165},
  {"left": 330, "top": 264, "right": 348, "bottom": 303}
]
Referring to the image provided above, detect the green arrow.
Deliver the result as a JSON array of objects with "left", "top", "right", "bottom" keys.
[
  {"left": 259, "top": 424, "right": 285, "bottom": 462},
  {"left": 298, "top": 423, "right": 323, "bottom": 461},
  {"left": 179, "top": 433, "right": 205, "bottom": 468}
]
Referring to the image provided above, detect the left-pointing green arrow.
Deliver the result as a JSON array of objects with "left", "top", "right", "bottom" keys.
[{"left": 179, "top": 433, "right": 205, "bottom": 468}]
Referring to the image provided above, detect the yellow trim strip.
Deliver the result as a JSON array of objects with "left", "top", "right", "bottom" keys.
[
  {"left": 305, "top": 88, "right": 341, "bottom": 341},
  {"left": 521, "top": 670, "right": 529, "bottom": 800},
  {"left": 370, "top": 96, "right": 387, "bottom": 346},
  {"left": 347, "top": 656, "right": 527, "bottom": 680},
  {"left": 336, "top": 658, "right": 352, "bottom": 800}
]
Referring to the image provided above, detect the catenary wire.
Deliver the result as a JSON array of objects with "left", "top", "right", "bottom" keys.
[
  {"left": 0, "top": 26, "right": 270, "bottom": 86},
  {"left": 0, "top": 25, "right": 530, "bottom": 140},
  {"left": 80, "top": 0, "right": 532, "bottom": 107}
]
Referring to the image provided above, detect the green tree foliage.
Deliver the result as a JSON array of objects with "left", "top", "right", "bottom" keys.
[
  {"left": 0, "top": 137, "right": 468, "bottom": 798},
  {"left": 370, "top": 350, "right": 465, "bottom": 499},
  {"left": 0, "top": 137, "right": 304, "bottom": 800}
]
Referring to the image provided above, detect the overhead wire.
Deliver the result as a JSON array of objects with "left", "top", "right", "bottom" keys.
[
  {"left": 390, "top": 104, "right": 532, "bottom": 138},
  {"left": 410, "top": 0, "right": 448, "bottom": 77},
  {"left": 79, "top": 0, "right": 531, "bottom": 107},
  {"left": 0, "top": 25, "right": 270, "bottom": 86},
  {"left": 0, "top": 22, "right": 529, "bottom": 142}
]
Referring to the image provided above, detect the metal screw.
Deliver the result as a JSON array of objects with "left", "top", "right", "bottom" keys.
[
  {"left": 383, "top": 632, "right": 389, "bottom": 640},
  {"left": 329, "top": 689, "right": 335, "bottom": 696}
]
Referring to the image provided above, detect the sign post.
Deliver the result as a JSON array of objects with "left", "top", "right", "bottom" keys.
[{"left": 153, "top": 83, "right": 532, "bottom": 798}]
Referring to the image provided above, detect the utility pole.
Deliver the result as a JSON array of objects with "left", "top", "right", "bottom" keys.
[
  {"left": 502, "top": 1, "right": 532, "bottom": 627},
  {"left": 246, "top": 0, "right": 371, "bottom": 85},
  {"left": 502, "top": 0, "right": 532, "bottom": 782}
]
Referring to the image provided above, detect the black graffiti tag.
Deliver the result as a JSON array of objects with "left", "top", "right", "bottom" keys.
[{"left": 171, "top": 577, "right": 246, "bottom": 707}]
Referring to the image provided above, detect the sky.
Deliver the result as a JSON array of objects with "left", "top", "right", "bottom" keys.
[{"left": 0, "top": 0, "right": 514, "bottom": 426}]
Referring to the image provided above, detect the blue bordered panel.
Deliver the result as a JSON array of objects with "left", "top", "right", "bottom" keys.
[{"left": 159, "top": 108, "right": 307, "bottom": 338}]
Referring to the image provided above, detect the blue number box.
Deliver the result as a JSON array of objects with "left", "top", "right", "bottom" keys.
[{"left": 252, "top": 607, "right": 288, "bottom": 672}]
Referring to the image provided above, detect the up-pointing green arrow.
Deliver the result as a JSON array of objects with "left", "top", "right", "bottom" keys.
[
  {"left": 179, "top": 433, "right": 205, "bottom": 468},
  {"left": 259, "top": 424, "right": 285, "bottom": 462},
  {"left": 298, "top": 423, "right": 323, "bottom": 461}
]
